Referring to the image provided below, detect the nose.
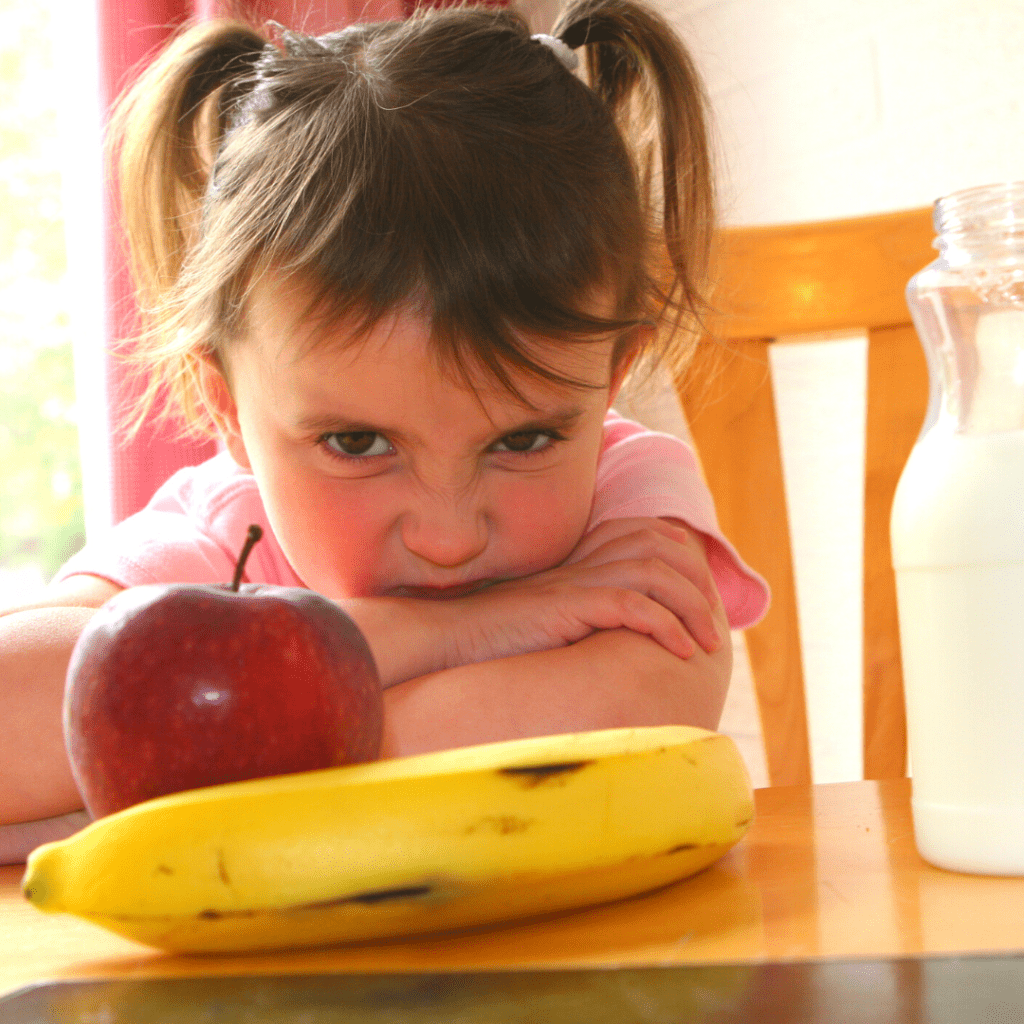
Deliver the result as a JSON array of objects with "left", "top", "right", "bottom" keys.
[{"left": 400, "top": 495, "right": 489, "bottom": 569}]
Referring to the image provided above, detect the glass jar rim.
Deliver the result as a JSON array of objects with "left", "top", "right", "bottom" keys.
[{"left": 934, "top": 181, "right": 1024, "bottom": 243}]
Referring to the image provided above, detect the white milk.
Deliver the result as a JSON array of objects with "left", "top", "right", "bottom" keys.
[{"left": 891, "top": 428, "right": 1024, "bottom": 874}]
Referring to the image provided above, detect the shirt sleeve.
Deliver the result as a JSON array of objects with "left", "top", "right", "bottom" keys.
[
  {"left": 55, "top": 509, "right": 240, "bottom": 589},
  {"left": 590, "top": 411, "right": 771, "bottom": 630},
  {"left": 54, "top": 454, "right": 302, "bottom": 590}
]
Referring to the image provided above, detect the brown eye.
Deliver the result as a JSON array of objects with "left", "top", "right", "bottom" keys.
[
  {"left": 495, "top": 431, "right": 549, "bottom": 454},
  {"left": 322, "top": 432, "right": 392, "bottom": 458}
]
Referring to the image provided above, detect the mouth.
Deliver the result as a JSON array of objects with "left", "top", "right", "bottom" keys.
[{"left": 389, "top": 580, "right": 493, "bottom": 601}]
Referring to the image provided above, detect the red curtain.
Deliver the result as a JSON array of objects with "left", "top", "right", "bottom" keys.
[{"left": 96, "top": 0, "right": 402, "bottom": 526}]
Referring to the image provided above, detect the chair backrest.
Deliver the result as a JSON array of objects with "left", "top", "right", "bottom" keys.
[{"left": 674, "top": 208, "right": 936, "bottom": 788}]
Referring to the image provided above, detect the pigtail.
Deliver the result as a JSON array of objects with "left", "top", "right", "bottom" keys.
[
  {"left": 108, "top": 20, "right": 267, "bottom": 317},
  {"left": 554, "top": 0, "right": 715, "bottom": 356}
]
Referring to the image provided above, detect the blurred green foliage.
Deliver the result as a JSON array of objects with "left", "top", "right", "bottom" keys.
[{"left": 0, "top": 0, "right": 85, "bottom": 581}]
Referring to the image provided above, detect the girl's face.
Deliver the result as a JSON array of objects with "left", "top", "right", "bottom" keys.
[{"left": 207, "top": 274, "right": 632, "bottom": 600}]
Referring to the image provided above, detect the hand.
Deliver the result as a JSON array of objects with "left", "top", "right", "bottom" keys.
[
  {"left": 436, "top": 517, "right": 724, "bottom": 669},
  {"left": 562, "top": 516, "right": 725, "bottom": 652}
]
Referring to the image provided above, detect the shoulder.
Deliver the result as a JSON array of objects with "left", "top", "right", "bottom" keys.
[
  {"left": 593, "top": 410, "right": 705, "bottom": 522},
  {"left": 147, "top": 450, "right": 260, "bottom": 520},
  {"left": 599, "top": 409, "right": 700, "bottom": 475},
  {"left": 601, "top": 407, "right": 644, "bottom": 446},
  {"left": 55, "top": 454, "right": 299, "bottom": 589}
]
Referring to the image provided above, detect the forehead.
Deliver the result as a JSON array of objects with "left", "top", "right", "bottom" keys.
[{"left": 240, "top": 272, "right": 617, "bottom": 404}]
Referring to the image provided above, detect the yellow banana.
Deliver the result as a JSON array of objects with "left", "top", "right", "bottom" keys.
[{"left": 22, "top": 725, "right": 753, "bottom": 954}]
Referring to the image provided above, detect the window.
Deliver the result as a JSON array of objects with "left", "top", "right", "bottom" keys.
[{"left": 0, "top": 0, "right": 84, "bottom": 604}]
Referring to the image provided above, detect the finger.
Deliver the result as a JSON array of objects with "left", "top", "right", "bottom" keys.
[
  {"left": 572, "top": 527, "right": 721, "bottom": 610},
  {"left": 565, "top": 558, "right": 723, "bottom": 654},
  {"left": 636, "top": 561, "right": 724, "bottom": 654},
  {"left": 660, "top": 521, "right": 722, "bottom": 607},
  {"left": 564, "top": 586, "right": 697, "bottom": 659}
]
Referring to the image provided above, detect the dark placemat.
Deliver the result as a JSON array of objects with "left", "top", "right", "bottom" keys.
[{"left": 2, "top": 954, "right": 1023, "bottom": 1023}]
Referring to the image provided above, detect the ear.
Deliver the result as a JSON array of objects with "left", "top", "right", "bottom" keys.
[
  {"left": 196, "top": 354, "right": 252, "bottom": 470},
  {"left": 607, "top": 321, "right": 655, "bottom": 406}
]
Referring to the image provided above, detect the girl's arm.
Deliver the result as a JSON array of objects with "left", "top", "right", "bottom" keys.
[
  {"left": 347, "top": 516, "right": 724, "bottom": 685},
  {"left": 381, "top": 621, "right": 731, "bottom": 759},
  {"left": 379, "top": 522, "right": 732, "bottom": 758},
  {"left": 0, "top": 575, "right": 122, "bottom": 826}
]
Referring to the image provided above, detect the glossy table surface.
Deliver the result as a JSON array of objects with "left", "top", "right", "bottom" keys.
[{"left": 2, "top": 778, "right": 1023, "bottom": 1002}]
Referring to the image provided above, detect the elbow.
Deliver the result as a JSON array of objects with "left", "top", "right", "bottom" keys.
[
  {"left": 587, "top": 628, "right": 733, "bottom": 733},
  {"left": 646, "top": 644, "right": 731, "bottom": 732},
  {"left": 689, "top": 632, "right": 733, "bottom": 730}
]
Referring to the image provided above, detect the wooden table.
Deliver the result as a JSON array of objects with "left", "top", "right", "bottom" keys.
[{"left": 2, "top": 779, "right": 1024, "bottom": 1017}]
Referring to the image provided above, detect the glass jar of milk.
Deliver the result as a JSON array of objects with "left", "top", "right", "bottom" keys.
[{"left": 893, "top": 181, "right": 1024, "bottom": 875}]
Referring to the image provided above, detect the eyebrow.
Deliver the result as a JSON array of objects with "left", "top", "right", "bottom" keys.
[{"left": 296, "top": 405, "right": 587, "bottom": 440}]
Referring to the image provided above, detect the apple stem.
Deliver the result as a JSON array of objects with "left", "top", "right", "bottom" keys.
[{"left": 231, "top": 525, "right": 263, "bottom": 591}]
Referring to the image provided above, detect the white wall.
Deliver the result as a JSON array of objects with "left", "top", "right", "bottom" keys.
[{"left": 664, "top": 0, "right": 1024, "bottom": 226}]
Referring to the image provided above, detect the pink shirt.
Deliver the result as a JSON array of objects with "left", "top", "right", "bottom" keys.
[{"left": 57, "top": 412, "right": 769, "bottom": 630}]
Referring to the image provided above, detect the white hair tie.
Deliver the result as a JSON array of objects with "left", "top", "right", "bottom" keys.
[{"left": 531, "top": 33, "right": 579, "bottom": 72}]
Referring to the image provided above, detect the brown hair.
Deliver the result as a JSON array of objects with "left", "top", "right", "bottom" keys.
[{"left": 109, "top": 0, "right": 716, "bottom": 436}]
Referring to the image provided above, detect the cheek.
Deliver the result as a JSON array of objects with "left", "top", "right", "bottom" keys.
[
  {"left": 259, "top": 468, "right": 395, "bottom": 598},
  {"left": 490, "top": 467, "right": 597, "bottom": 573},
  {"left": 229, "top": 412, "right": 393, "bottom": 598}
]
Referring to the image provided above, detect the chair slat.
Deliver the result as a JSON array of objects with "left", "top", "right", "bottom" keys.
[
  {"left": 862, "top": 323, "right": 930, "bottom": 779},
  {"left": 681, "top": 338, "right": 812, "bottom": 787},
  {"left": 708, "top": 208, "right": 935, "bottom": 339}
]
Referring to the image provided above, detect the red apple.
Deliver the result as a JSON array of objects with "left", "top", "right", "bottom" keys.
[{"left": 64, "top": 526, "right": 382, "bottom": 818}]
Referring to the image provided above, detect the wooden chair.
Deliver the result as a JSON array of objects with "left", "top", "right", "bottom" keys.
[{"left": 674, "top": 208, "right": 936, "bottom": 788}]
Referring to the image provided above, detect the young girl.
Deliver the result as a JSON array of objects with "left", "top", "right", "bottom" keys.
[{"left": 0, "top": 0, "right": 768, "bottom": 840}]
